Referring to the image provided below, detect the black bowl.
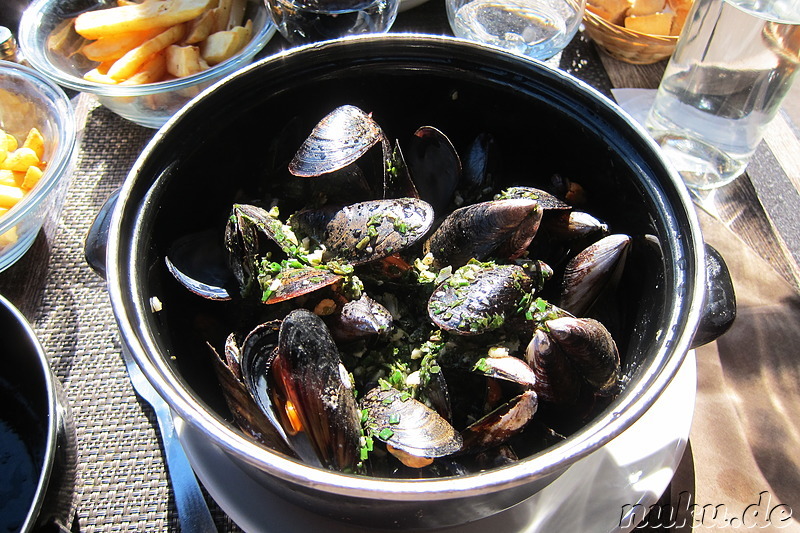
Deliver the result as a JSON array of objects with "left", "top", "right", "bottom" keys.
[
  {"left": 0, "top": 295, "right": 76, "bottom": 532},
  {"left": 104, "top": 34, "right": 731, "bottom": 529}
]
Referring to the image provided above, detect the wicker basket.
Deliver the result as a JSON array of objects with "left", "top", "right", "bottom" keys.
[{"left": 583, "top": 8, "right": 678, "bottom": 65}]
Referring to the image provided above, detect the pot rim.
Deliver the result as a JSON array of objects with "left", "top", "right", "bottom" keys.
[
  {"left": 107, "top": 33, "right": 706, "bottom": 501},
  {"left": 0, "top": 294, "right": 62, "bottom": 531}
]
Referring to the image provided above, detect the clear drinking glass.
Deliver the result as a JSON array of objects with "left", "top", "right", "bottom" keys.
[
  {"left": 266, "top": 0, "right": 401, "bottom": 45},
  {"left": 446, "top": 0, "right": 586, "bottom": 60},
  {"left": 645, "top": 0, "right": 800, "bottom": 190}
]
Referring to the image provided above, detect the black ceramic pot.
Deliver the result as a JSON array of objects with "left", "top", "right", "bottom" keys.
[
  {"left": 0, "top": 295, "right": 76, "bottom": 533},
  {"left": 101, "top": 34, "right": 734, "bottom": 530}
]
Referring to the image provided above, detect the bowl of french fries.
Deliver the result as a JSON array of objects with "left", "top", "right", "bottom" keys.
[
  {"left": 0, "top": 60, "right": 76, "bottom": 272},
  {"left": 18, "top": 0, "right": 275, "bottom": 129},
  {"left": 583, "top": 0, "right": 692, "bottom": 64}
]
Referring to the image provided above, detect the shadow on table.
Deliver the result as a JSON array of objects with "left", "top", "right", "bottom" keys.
[{"left": 0, "top": 231, "right": 52, "bottom": 319}]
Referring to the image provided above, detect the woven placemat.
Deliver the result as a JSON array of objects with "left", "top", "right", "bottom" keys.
[{"left": 0, "top": 93, "right": 242, "bottom": 532}]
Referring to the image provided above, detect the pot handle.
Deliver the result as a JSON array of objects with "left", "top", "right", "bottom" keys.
[
  {"left": 690, "top": 244, "right": 736, "bottom": 349},
  {"left": 84, "top": 187, "right": 120, "bottom": 280}
]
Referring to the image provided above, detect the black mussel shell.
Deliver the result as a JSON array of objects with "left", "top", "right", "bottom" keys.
[
  {"left": 546, "top": 317, "right": 620, "bottom": 394},
  {"left": 405, "top": 125, "right": 462, "bottom": 214},
  {"left": 288, "top": 105, "right": 385, "bottom": 178},
  {"left": 423, "top": 198, "right": 542, "bottom": 270},
  {"left": 270, "top": 309, "right": 362, "bottom": 471},
  {"left": 295, "top": 198, "right": 435, "bottom": 266},
  {"left": 460, "top": 390, "right": 538, "bottom": 454},
  {"left": 361, "top": 387, "right": 462, "bottom": 460},
  {"left": 525, "top": 328, "right": 581, "bottom": 406},
  {"left": 559, "top": 233, "right": 631, "bottom": 317},
  {"left": 428, "top": 264, "right": 534, "bottom": 336}
]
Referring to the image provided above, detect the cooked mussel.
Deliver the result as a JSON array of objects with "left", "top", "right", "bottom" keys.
[
  {"left": 525, "top": 328, "right": 581, "bottom": 406},
  {"left": 460, "top": 390, "right": 538, "bottom": 454},
  {"left": 423, "top": 198, "right": 543, "bottom": 270},
  {"left": 428, "top": 263, "right": 535, "bottom": 336},
  {"left": 290, "top": 198, "right": 435, "bottom": 265},
  {"left": 361, "top": 386, "right": 462, "bottom": 468},
  {"left": 545, "top": 317, "right": 620, "bottom": 394},
  {"left": 252, "top": 309, "right": 363, "bottom": 471},
  {"left": 189, "top": 104, "right": 642, "bottom": 481},
  {"left": 288, "top": 104, "right": 389, "bottom": 179},
  {"left": 559, "top": 233, "right": 631, "bottom": 317}
]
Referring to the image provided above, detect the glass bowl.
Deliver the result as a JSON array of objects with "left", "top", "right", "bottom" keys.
[
  {"left": 446, "top": 0, "right": 586, "bottom": 61},
  {"left": 18, "top": 0, "right": 276, "bottom": 129},
  {"left": 0, "top": 60, "right": 76, "bottom": 272}
]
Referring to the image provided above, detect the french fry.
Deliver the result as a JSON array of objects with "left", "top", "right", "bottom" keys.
[
  {"left": 74, "top": 0, "right": 212, "bottom": 40},
  {"left": 120, "top": 51, "right": 168, "bottom": 84},
  {"left": 5, "top": 134, "right": 17, "bottom": 152},
  {"left": 1, "top": 148, "right": 39, "bottom": 173},
  {"left": 83, "top": 60, "right": 119, "bottom": 84},
  {"left": 628, "top": 0, "right": 666, "bottom": 16},
  {"left": 201, "top": 20, "right": 251, "bottom": 65},
  {"left": 184, "top": 9, "right": 217, "bottom": 43},
  {"left": 80, "top": 27, "right": 164, "bottom": 62},
  {"left": 75, "top": 0, "right": 256, "bottom": 85},
  {"left": 624, "top": 12, "right": 674, "bottom": 34},
  {"left": 84, "top": 67, "right": 120, "bottom": 84},
  {"left": 211, "top": 0, "right": 233, "bottom": 33},
  {"left": 107, "top": 23, "right": 186, "bottom": 80},
  {"left": 22, "top": 128, "right": 45, "bottom": 161},
  {"left": 0, "top": 224, "right": 18, "bottom": 247},
  {"left": 165, "top": 45, "right": 209, "bottom": 77},
  {"left": 226, "top": 0, "right": 247, "bottom": 29},
  {"left": 0, "top": 170, "right": 20, "bottom": 187},
  {"left": 22, "top": 166, "right": 43, "bottom": 191},
  {"left": 0, "top": 184, "right": 24, "bottom": 209}
]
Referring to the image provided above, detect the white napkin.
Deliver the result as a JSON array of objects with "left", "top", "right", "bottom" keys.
[{"left": 610, "top": 88, "right": 657, "bottom": 128}]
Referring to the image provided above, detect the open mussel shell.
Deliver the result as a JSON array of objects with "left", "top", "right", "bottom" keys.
[
  {"left": 361, "top": 387, "right": 462, "bottom": 461},
  {"left": 212, "top": 328, "right": 294, "bottom": 456},
  {"left": 164, "top": 229, "right": 233, "bottom": 300},
  {"left": 474, "top": 352, "right": 537, "bottom": 389},
  {"left": 405, "top": 126, "right": 462, "bottom": 214},
  {"left": 525, "top": 328, "right": 581, "bottom": 406},
  {"left": 459, "top": 132, "right": 498, "bottom": 205},
  {"left": 546, "top": 317, "right": 620, "bottom": 394},
  {"left": 288, "top": 105, "right": 386, "bottom": 178},
  {"left": 225, "top": 203, "right": 299, "bottom": 297},
  {"left": 262, "top": 267, "right": 342, "bottom": 304},
  {"left": 543, "top": 210, "right": 609, "bottom": 242},
  {"left": 559, "top": 233, "right": 631, "bottom": 317},
  {"left": 269, "top": 309, "right": 362, "bottom": 471},
  {"left": 428, "top": 264, "right": 534, "bottom": 336},
  {"left": 324, "top": 294, "right": 393, "bottom": 342},
  {"left": 460, "top": 390, "right": 539, "bottom": 454}
]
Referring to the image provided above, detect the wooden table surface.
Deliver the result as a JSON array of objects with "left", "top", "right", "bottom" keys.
[{"left": 1, "top": 1, "right": 799, "bottom": 531}]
